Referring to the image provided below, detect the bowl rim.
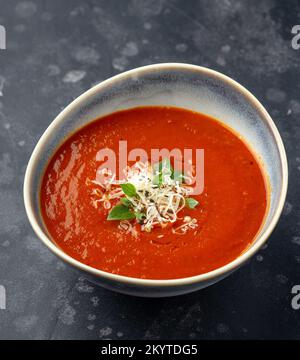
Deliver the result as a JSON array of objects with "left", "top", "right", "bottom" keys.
[{"left": 23, "top": 63, "right": 288, "bottom": 287}]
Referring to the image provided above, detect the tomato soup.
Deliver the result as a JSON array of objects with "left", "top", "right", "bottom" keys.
[{"left": 40, "top": 107, "right": 268, "bottom": 279}]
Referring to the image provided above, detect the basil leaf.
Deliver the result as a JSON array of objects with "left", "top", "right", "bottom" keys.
[
  {"left": 107, "top": 204, "right": 136, "bottom": 220},
  {"left": 120, "top": 183, "right": 137, "bottom": 197},
  {"left": 185, "top": 197, "right": 199, "bottom": 209},
  {"left": 120, "top": 197, "right": 132, "bottom": 207}
]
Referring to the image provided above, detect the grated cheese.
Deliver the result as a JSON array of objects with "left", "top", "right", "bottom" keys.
[{"left": 88, "top": 161, "right": 199, "bottom": 234}]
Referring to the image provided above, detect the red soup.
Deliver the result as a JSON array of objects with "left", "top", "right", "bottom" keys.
[{"left": 40, "top": 106, "right": 268, "bottom": 279}]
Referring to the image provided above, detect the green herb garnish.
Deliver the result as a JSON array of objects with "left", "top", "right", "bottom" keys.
[
  {"left": 102, "top": 160, "right": 199, "bottom": 232},
  {"left": 107, "top": 204, "right": 136, "bottom": 220},
  {"left": 185, "top": 197, "right": 199, "bottom": 209},
  {"left": 120, "top": 183, "right": 137, "bottom": 197},
  {"left": 120, "top": 197, "right": 132, "bottom": 207}
]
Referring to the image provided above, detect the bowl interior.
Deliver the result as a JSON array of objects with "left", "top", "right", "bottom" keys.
[{"left": 26, "top": 64, "right": 286, "bottom": 270}]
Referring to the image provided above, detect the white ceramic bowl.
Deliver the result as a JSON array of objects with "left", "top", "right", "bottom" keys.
[{"left": 23, "top": 63, "right": 288, "bottom": 297}]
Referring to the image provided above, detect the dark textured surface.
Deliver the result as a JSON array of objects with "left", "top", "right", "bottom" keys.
[{"left": 0, "top": 0, "right": 299, "bottom": 340}]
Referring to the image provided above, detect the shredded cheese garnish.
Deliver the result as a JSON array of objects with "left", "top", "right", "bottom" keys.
[{"left": 88, "top": 160, "right": 199, "bottom": 234}]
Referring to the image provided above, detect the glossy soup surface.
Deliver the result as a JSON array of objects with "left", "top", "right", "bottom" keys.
[{"left": 40, "top": 107, "right": 268, "bottom": 279}]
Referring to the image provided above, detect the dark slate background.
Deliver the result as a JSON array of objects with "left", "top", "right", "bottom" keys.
[{"left": 0, "top": 0, "right": 299, "bottom": 340}]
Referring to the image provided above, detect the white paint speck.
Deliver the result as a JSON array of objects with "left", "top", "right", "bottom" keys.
[
  {"left": 3, "top": 123, "right": 10, "bottom": 130},
  {"left": 87, "top": 324, "right": 95, "bottom": 331},
  {"left": 75, "top": 279, "right": 94, "bottom": 293},
  {"left": 221, "top": 44, "right": 231, "bottom": 53},
  {"left": 59, "top": 304, "right": 76, "bottom": 325},
  {"left": 175, "top": 43, "right": 188, "bottom": 52},
  {"left": 117, "top": 331, "right": 123, "bottom": 337},
  {"left": 292, "top": 237, "right": 300, "bottom": 246},
  {"left": 112, "top": 56, "right": 129, "bottom": 71},
  {"left": 18, "top": 140, "right": 25, "bottom": 147},
  {"left": 70, "top": 6, "right": 86, "bottom": 17},
  {"left": 63, "top": 70, "right": 86, "bottom": 83},
  {"left": 276, "top": 274, "right": 288, "bottom": 284},
  {"left": 256, "top": 254, "right": 264, "bottom": 262},
  {"left": 91, "top": 296, "right": 99, "bottom": 307},
  {"left": 72, "top": 47, "right": 100, "bottom": 65},
  {"left": 87, "top": 314, "right": 96, "bottom": 321},
  {"left": 144, "top": 22, "right": 152, "bottom": 30},
  {"left": 99, "top": 327, "right": 112, "bottom": 338},
  {"left": 121, "top": 42, "right": 139, "bottom": 57}
]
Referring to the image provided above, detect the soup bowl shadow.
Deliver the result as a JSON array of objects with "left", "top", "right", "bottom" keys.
[{"left": 24, "top": 63, "right": 288, "bottom": 297}]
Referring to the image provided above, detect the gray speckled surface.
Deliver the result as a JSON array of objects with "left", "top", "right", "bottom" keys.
[{"left": 0, "top": 0, "right": 299, "bottom": 340}]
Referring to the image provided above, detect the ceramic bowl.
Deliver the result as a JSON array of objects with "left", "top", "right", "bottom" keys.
[{"left": 24, "top": 63, "right": 288, "bottom": 297}]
